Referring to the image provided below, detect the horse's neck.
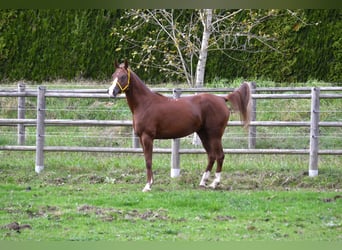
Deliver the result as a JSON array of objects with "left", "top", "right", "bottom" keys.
[{"left": 125, "top": 74, "right": 153, "bottom": 112}]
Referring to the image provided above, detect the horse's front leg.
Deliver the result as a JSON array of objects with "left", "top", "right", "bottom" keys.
[{"left": 140, "top": 134, "right": 154, "bottom": 192}]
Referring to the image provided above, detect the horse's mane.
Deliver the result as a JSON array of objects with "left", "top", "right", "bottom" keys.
[{"left": 130, "top": 71, "right": 168, "bottom": 99}]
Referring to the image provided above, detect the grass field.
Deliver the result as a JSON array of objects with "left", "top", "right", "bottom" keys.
[
  {"left": 0, "top": 80, "right": 341, "bottom": 241},
  {"left": 0, "top": 151, "right": 341, "bottom": 241}
]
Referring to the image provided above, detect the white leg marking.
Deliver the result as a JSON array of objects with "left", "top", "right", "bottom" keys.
[
  {"left": 142, "top": 183, "right": 152, "bottom": 192},
  {"left": 108, "top": 77, "right": 118, "bottom": 97},
  {"left": 199, "top": 171, "right": 210, "bottom": 187},
  {"left": 142, "top": 177, "right": 153, "bottom": 192},
  {"left": 209, "top": 172, "right": 221, "bottom": 189}
]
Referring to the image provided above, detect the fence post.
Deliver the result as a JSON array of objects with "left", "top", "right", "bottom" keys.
[
  {"left": 35, "top": 86, "right": 46, "bottom": 173},
  {"left": 17, "top": 83, "right": 26, "bottom": 145},
  {"left": 192, "top": 90, "right": 201, "bottom": 146},
  {"left": 171, "top": 88, "right": 182, "bottom": 178},
  {"left": 248, "top": 82, "right": 257, "bottom": 149},
  {"left": 309, "top": 87, "right": 320, "bottom": 177}
]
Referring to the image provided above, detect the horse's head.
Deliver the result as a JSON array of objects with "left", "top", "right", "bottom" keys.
[{"left": 108, "top": 60, "right": 131, "bottom": 98}]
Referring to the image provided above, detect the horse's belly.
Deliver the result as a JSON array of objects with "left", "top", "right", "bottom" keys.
[{"left": 155, "top": 117, "right": 200, "bottom": 139}]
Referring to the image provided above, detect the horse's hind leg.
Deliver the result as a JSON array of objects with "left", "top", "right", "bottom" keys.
[
  {"left": 208, "top": 144, "right": 224, "bottom": 189},
  {"left": 197, "top": 131, "right": 216, "bottom": 187},
  {"left": 199, "top": 154, "right": 215, "bottom": 187},
  {"left": 198, "top": 131, "right": 225, "bottom": 189}
]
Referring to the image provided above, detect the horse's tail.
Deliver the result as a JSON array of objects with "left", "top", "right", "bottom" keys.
[{"left": 224, "top": 82, "right": 252, "bottom": 129}]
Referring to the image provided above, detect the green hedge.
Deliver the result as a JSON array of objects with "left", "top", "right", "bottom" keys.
[
  {"left": 206, "top": 9, "right": 342, "bottom": 84},
  {"left": 0, "top": 9, "right": 341, "bottom": 84},
  {"left": 0, "top": 10, "right": 122, "bottom": 82}
]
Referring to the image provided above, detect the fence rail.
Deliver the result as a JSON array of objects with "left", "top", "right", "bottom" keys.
[
  {"left": 1, "top": 118, "right": 342, "bottom": 127},
  {"left": 1, "top": 145, "right": 342, "bottom": 155},
  {"left": 1, "top": 83, "right": 341, "bottom": 177}
]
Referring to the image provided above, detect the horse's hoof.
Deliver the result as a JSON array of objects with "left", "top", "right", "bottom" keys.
[
  {"left": 142, "top": 187, "right": 151, "bottom": 192},
  {"left": 209, "top": 182, "right": 220, "bottom": 189},
  {"left": 199, "top": 181, "right": 207, "bottom": 187}
]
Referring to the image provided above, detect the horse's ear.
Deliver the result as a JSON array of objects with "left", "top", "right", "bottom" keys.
[
  {"left": 124, "top": 59, "right": 128, "bottom": 70},
  {"left": 114, "top": 60, "right": 119, "bottom": 68}
]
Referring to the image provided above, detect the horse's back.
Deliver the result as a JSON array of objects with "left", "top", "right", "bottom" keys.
[{"left": 134, "top": 92, "right": 230, "bottom": 139}]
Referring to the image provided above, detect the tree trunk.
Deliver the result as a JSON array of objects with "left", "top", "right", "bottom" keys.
[
  {"left": 195, "top": 9, "right": 212, "bottom": 88},
  {"left": 193, "top": 9, "right": 212, "bottom": 144}
]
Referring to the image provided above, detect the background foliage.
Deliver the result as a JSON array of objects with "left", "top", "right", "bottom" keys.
[{"left": 0, "top": 9, "right": 341, "bottom": 84}]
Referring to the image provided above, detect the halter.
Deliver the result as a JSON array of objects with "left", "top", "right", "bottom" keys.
[{"left": 116, "top": 69, "right": 131, "bottom": 92}]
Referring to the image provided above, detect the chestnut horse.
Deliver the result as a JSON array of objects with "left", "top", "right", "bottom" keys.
[{"left": 108, "top": 60, "right": 251, "bottom": 192}]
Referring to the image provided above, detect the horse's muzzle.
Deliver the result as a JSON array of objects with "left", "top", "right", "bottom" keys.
[{"left": 107, "top": 85, "right": 119, "bottom": 98}]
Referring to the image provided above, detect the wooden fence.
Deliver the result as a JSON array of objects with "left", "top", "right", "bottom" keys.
[{"left": 1, "top": 83, "right": 342, "bottom": 177}]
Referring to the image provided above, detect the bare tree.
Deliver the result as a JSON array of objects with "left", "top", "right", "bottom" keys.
[
  {"left": 195, "top": 9, "right": 212, "bottom": 87},
  {"left": 112, "top": 9, "right": 301, "bottom": 87}
]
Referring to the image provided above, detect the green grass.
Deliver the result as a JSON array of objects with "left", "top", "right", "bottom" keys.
[
  {"left": 0, "top": 151, "right": 341, "bottom": 241},
  {"left": 1, "top": 185, "right": 341, "bottom": 241}
]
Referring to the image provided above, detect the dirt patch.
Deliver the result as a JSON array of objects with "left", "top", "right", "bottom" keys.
[
  {"left": 48, "top": 177, "right": 68, "bottom": 186},
  {"left": 77, "top": 204, "right": 169, "bottom": 222},
  {"left": 216, "top": 215, "right": 235, "bottom": 221},
  {"left": 25, "top": 205, "right": 61, "bottom": 219},
  {"left": 322, "top": 195, "right": 342, "bottom": 203},
  {"left": 1, "top": 222, "right": 32, "bottom": 233},
  {"left": 89, "top": 175, "right": 105, "bottom": 184}
]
